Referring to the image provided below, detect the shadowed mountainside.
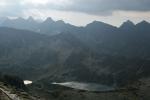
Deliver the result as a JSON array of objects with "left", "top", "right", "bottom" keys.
[{"left": 0, "top": 19, "right": 150, "bottom": 88}]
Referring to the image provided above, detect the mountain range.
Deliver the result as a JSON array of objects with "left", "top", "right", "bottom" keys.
[
  {"left": 0, "top": 17, "right": 150, "bottom": 88},
  {"left": 1, "top": 17, "right": 81, "bottom": 35}
]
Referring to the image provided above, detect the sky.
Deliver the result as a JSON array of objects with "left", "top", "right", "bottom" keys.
[{"left": 0, "top": 0, "right": 150, "bottom": 26}]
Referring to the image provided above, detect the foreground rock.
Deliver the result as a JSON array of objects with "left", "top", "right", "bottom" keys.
[{"left": 0, "top": 82, "right": 37, "bottom": 100}]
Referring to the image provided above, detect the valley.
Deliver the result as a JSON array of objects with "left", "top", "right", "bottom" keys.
[{"left": 0, "top": 17, "right": 150, "bottom": 100}]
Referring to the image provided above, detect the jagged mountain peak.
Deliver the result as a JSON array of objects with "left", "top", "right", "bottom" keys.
[
  {"left": 15, "top": 17, "right": 26, "bottom": 21},
  {"left": 56, "top": 20, "right": 65, "bottom": 24},
  {"left": 87, "top": 21, "right": 109, "bottom": 26},
  {"left": 44, "top": 17, "right": 54, "bottom": 22},
  {"left": 136, "top": 20, "right": 150, "bottom": 26},
  {"left": 86, "top": 21, "right": 114, "bottom": 28},
  {"left": 27, "top": 16, "right": 34, "bottom": 22},
  {"left": 120, "top": 20, "right": 135, "bottom": 29},
  {"left": 85, "top": 20, "right": 117, "bottom": 31}
]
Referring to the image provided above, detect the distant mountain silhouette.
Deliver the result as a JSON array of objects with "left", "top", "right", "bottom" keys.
[
  {"left": 1, "top": 17, "right": 80, "bottom": 35},
  {"left": 2, "top": 17, "right": 39, "bottom": 32}
]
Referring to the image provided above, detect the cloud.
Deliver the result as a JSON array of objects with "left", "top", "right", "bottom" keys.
[
  {"left": 0, "top": 0, "right": 24, "bottom": 17},
  {"left": 49, "top": 0, "right": 150, "bottom": 16},
  {"left": 0, "top": 0, "right": 150, "bottom": 26},
  {"left": 0, "top": 0, "right": 150, "bottom": 17},
  {"left": 20, "top": 0, "right": 150, "bottom": 16}
]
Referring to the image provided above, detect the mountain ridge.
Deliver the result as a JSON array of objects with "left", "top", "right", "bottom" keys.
[
  {"left": 1, "top": 17, "right": 149, "bottom": 35},
  {"left": 0, "top": 18, "right": 150, "bottom": 91}
]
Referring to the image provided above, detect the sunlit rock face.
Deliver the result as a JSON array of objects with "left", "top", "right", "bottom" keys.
[{"left": 24, "top": 80, "right": 32, "bottom": 85}]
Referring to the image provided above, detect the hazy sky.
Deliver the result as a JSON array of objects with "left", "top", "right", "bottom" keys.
[{"left": 0, "top": 0, "right": 150, "bottom": 26}]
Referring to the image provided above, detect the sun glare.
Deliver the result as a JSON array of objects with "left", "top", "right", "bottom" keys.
[{"left": 21, "top": 0, "right": 72, "bottom": 6}]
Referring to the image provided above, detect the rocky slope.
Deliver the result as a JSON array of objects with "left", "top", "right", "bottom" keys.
[{"left": 0, "top": 82, "right": 37, "bottom": 100}]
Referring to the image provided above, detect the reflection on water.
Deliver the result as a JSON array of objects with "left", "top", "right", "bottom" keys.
[
  {"left": 24, "top": 80, "right": 32, "bottom": 85},
  {"left": 52, "top": 81, "right": 115, "bottom": 92}
]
